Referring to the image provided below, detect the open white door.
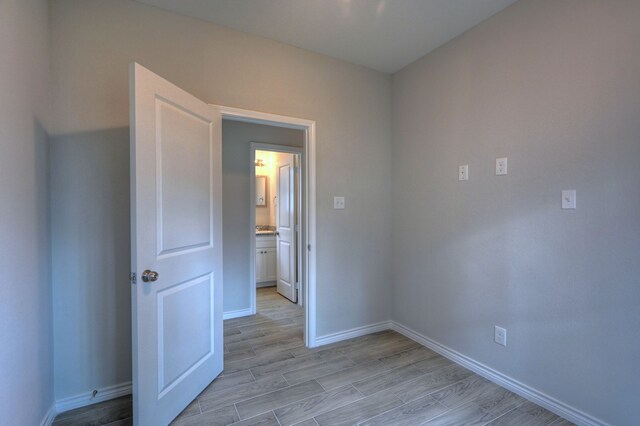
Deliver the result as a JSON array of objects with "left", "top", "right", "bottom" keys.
[
  {"left": 276, "top": 153, "right": 297, "bottom": 302},
  {"left": 130, "top": 63, "right": 223, "bottom": 425}
]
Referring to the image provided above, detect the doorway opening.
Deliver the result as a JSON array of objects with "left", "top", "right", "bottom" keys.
[
  {"left": 253, "top": 145, "right": 303, "bottom": 309},
  {"left": 217, "top": 106, "right": 317, "bottom": 348}
]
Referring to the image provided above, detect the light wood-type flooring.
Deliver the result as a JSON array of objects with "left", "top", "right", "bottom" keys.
[{"left": 53, "top": 287, "right": 573, "bottom": 426}]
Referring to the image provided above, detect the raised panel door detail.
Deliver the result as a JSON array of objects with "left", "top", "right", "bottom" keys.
[
  {"left": 156, "top": 98, "right": 213, "bottom": 257},
  {"left": 157, "top": 273, "right": 214, "bottom": 397},
  {"left": 278, "top": 240, "right": 291, "bottom": 283},
  {"left": 278, "top": 164, "right": 291, "bottom": 229}
]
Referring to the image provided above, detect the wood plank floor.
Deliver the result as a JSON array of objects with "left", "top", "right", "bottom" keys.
[{"left": 54, "top": 287, "right": 574, "bottom": 426}]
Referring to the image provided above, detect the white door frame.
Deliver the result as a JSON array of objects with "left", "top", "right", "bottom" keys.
[
  {"left": 213, "top": 105, "right": 317, "bottom": 348},
  {"left": 251, "top": 143, "right": 303, "bottom": 305}
]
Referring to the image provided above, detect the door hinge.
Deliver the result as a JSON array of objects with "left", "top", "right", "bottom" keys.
[
  {"left": 307, "top": 244, "right": 311, "bottom": 252},
  {"left": 129, "top": 272, "right": 137, "bottom": 284}
]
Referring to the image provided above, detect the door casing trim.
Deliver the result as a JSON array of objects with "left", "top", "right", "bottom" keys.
[{"left": 214, "top": 105, "right": 317, "bottom": 348}]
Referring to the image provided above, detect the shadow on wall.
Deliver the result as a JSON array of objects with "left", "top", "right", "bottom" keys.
[
  {"left": 50, "top": 128, "right": 132, "bottom": 398},
  {"left": 35, "top": 118, "right": 54, "bottom": 395}
]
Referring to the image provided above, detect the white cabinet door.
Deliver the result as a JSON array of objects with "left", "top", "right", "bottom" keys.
[
  {"left": 256, "top": 247, "right": 276, "bottom": 283},
  {"left": 130, "top": 63, "right": 223, "bottom": 425},
  {"left": 255, "top": 248, "right": 266, "bottom": 282},
  {"left": 256, "top": 236, "right": 276, "bottom": 284},
  {"left": 264, "top": 248, "right": 277, "bottom": 281}
]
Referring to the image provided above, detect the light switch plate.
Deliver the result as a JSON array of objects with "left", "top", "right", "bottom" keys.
[
  {"left": 562, "top": 190, "right": 576, "bottom": 209},
  {"left": 333, "top": 196, "right": 345, "bottom": 209},
  {"left": 459, "top": 165, "right": 469, "bottom": 181},
  {"left": 496, "top": 157, "right": 508, "bottom": 175}
]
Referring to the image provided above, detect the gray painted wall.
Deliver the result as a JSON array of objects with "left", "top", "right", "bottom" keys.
[
  {"left": 50, "top": 130, "right": 132, "bottom": 401},
  {"left": 0, "top": 0, "right": 54, "bottom": 423},
  {"left": 222, "top": 121, "right": 304, "bottom": 312},
  {"left": 50, "top": 0, "right": 392, "bottom": 400},
  {"left": 391, "top": 1, "right": 640, "bottom": 424}
]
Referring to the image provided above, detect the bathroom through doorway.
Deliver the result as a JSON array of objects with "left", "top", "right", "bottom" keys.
[{"left": 253, "top": 145, "right": 303, "bottom": 306}]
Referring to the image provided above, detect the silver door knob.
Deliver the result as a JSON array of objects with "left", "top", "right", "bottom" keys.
[{"left": 142, "top": 270, "right": 159, "bottom": 283}]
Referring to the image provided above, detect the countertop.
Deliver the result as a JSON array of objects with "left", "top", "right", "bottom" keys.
[{"left": 256, "top": 226, "right": 276, "bottom": 236}]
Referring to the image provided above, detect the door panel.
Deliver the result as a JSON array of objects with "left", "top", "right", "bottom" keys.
[
  {"left": 276, "top": 153, "right": 296, "bottom": 302},
  {"left": 157, "top": 99, "right": 213, "bottom": 255},
  {"left": 278, "top": 241, "right": 291, "bottom": 282},
  {"left": 130, "top": 63, "right": 223, "bottom": 426},
  {"left": 158, "top": 274, "right": 213, "bottom": 395},
  {"left": 278, "top": 165, "right": 291, "bottom": 228}
]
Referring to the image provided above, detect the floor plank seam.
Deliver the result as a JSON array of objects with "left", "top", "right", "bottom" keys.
[
  {"left": 414, "top": 397, "right": 453, "bottom": 426},
  {"left": 232, "top": 403, "right": 241, "bottom": 424},
  {"left": 248, "top": 369, "right": 257, "bottom": 382},
  {"left": 273, "top": 409, "right": 283, "bottom": 426},
  {"left": 482, "top": 404, "right": 520, "bottom": 426},
  {"left": 352, "top": 395, "right": 418, "bottom": 426},
  {"left": 281, "top": 374, "right": 291, "bottom": 386}
]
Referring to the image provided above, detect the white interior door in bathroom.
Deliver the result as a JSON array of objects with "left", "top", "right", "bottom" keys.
[
  {"left": 130, "top": 63, "right": 223, "bottom": 425},
  {"left": 276, "top": 152, "right": 297, "bottom": 302}
]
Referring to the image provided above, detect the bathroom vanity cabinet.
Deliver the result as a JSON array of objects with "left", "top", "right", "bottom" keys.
[{"left": 256, "top": 235, "right": 276, "bottom": 284}]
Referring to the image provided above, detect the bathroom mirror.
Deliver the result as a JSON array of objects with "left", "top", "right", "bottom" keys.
[{"left": 256, "top": 176, "right": 267, "bottom": 207}]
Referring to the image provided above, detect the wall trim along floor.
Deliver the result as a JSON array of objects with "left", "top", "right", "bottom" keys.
[
  {"left": 40, "top": 405, "right": 57, "bottom": 426},
  {"left": 314, "top": 319, "right": 607, "bottom": 426},
  {"left": 314, "top": 321, "right": 392, "bottom": 346},
  {"left": 223, "top": 307, "right": 254, "bottom": 320},
  {"left": 389, "top": 321, "right": 608, "bottom": 426},
  {"left": 53, "top": 381, "right": 132, "bottom": 421}
]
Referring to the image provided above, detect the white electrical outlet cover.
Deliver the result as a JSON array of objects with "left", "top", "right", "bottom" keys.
[
  {"left": 333, "top": 196, "right": 345, "bottom": 209},
  {"left": 496, "top": 157, "right": 508, "bottom": 175},
  {"left": 459, "top": 165, "right": 469, "bottom": 181},
  {"left": 494, "top": 326, "right": 507, "bottom": 346}
]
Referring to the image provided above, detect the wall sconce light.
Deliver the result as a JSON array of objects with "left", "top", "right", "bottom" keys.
[{"left": 255, "top": 159, "right": 265, "bottom": 167}]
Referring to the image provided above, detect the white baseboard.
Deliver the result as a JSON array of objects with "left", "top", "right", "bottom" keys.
[
  {"left": 40, "top": 404, "right": 56, "bottom": 426},
  {"left": 314, "top": 321, "right": 392, "bottom": 347},
  {"left": 390, "top": 321, "right": 608, "bottom": 426},
  {"left": 223, "top": 307, "right": 253, "bottom": 320},
  {"left": 55, "top": 381, "right": 132, "bottom": 415},
  {"left": 46, "top": 320, "right": 605, "bottom": 426}
]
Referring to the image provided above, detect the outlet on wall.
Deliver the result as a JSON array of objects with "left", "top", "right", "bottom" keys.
[
  {"left": 494, "top": 326, "right": 507, "bottom": 346},
  {"left": 496, "top": 157, "right": 508, "bottom": 175},
  {"left": 459, "top": 165, "right": 469, "bottom": 181}
]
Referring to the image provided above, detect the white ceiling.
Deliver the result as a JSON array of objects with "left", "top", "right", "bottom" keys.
[{"left": 136, "top": 0, "right": 518, "bottom": 73}]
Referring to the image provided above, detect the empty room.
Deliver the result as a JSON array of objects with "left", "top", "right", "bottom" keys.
[{"left": 1, "top": 0, "right": 638, "bottom": 425}]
